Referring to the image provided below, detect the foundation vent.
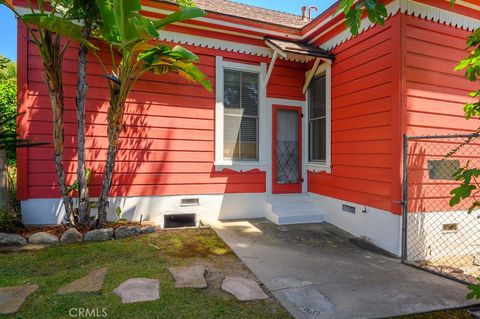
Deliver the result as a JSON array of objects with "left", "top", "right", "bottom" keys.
[
  {"left": 180, "top": 198, "right": 200, "bottom": 206},
  {"left": 342, "top": 204, "right": 356, "bottom": 214},
  {"left": 442, "top": 223, "right": 458, "bottom": 233},
  {"left": 164, "top": 213, "right": 196, "bottom": 228}
]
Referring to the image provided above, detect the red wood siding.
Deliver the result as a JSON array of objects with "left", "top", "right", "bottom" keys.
[
  {"left": 404, "top": 15, "right": 478, "bottom": 136},
  {"left": 18, "top": 23, "right": 308, "bottom": 199},
  {"left": 308, "top": 16, "right": 402, "bottom": 214},
  {"left": 403, "top": 15, "right": 480, "bottom": 212}
]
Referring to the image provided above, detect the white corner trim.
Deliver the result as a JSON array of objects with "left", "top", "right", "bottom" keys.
[
  {"left": 305, "top": 62, "right": 332, "bottom": 172},
  {"left": 315, "top": 0, "right": 480, "bottom": 50},
  {"left": 215, "top": 57, "right": 268, "bottom": 173}
]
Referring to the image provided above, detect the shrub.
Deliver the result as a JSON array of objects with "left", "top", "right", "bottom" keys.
[{"left": 0, "top": 207, "right": 22, "bottom": 233}]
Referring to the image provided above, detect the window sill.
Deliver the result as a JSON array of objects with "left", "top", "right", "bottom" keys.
[
  {"left": 306, "top": 163, "right": 331, "bottom": 173},
  {"left": 214, "top": 161, "right": 267, "bottom": 172}
]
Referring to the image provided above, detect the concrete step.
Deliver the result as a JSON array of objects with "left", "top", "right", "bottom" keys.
[{"left": 265, "top": 194, "right": 324, "bottom": 225}]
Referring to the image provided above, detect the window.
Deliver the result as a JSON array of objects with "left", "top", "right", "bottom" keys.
[
  {"left": 223, "top": 69, "right": 259, "bottom": 160},
  {"left": 309, "top": 74, "right": 327, "bottom": 163},
  {"left": 306, "top": 62, "right": 331, "bottom": 173},
  {"left": 215, "top": 57, "right": 266, "bottom": 171}
]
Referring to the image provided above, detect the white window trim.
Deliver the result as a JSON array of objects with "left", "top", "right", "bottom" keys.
[
  {"left": 306, "top": 61, "right": 332, "bottom": 174},
  {"left": 215, "top": 56, "right": 267, "bottom": 172}
]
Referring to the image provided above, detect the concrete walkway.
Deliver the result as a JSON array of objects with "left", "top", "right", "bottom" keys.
[{"left": 212, "top": 219, "right": 476, "bottom": 319}]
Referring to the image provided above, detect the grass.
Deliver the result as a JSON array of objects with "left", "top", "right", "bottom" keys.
[
  {"left": 392, "top": 309, "right": 473, "bottom": 318},
  {"left": 0, "top": 228, "right": 291, "bottom": 319}
]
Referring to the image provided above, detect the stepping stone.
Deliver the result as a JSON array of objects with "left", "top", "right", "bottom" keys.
[
  {"left": 0, "top": 285, "right": 38, "bottom": 314},
  {"left": 221, "top": 277, "right": 268, "bottom": 301},
  {"left": 28, "top": 232, "right": 59, "bottom": 245},
  {"left": 60, "top": 228, "right": 83, "bottom": 244},
  {"left": 113, "top": 278, "right": 159, "bottom": 304},
  {"left": 57, "top": 268, "right": 107, "bottom": 295},
  {"left": 168, "top": 265, "right": 207, "bottom": 288}
]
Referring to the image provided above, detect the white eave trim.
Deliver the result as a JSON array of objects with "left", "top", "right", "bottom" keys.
[
  {"left": 158, "top": 30, "right": 313, "bottom": 62},
  {"left": 315, "top": 0, "right": 480, "bottom": 50},
  {"left": 401, "top": 0, "right": 480, "bottom": 30},
  {"left": 160, "top": 30, "right": 271, "bottom": 57}
]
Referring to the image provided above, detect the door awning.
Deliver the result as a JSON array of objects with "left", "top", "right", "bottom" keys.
[
  {"left": 263, "top": 37, "right": 334, "bottom": 88},
  {"left": 265, "top": 37, "right": 335, "bottom": 61}
]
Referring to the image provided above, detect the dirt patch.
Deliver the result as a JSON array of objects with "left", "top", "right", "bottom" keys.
[
  {"left": 146, "top": 229, "right": 234, "bottom": 259},
  {"left": 412, "top": 255, "right": 480, "bottom": 283}
]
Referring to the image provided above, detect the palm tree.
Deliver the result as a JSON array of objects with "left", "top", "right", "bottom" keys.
[
  {"left": 54, "top": 0, "right": 100, "bottom": 225},
  {"left": 17, "top": 0, "right": 211, "bottom": 227},
  {"left": 92, "top": 1, "right": 211, "bottom": 227},
  {"left": 0, "top": 0, "right": 97, "bottom": 224}
]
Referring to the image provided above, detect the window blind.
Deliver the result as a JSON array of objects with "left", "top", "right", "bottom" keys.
[
  {"left": 309, "top": 73, "right": 327, "bottom": 162},
  {"left": 224, "top": 69, "right": 259, "bottom": 160}
]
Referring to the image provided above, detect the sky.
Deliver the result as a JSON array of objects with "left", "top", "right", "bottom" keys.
[{"left": 0, "top": 1, "right": 337, "bottom": 62}]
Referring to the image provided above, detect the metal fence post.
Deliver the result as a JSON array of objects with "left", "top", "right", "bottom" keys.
[{"left": 401, "top": 134, "right": 408, "bottom": 263}]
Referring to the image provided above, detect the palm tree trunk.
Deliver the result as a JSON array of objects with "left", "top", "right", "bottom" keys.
[
  {"left": 97, "top": 91, "right": 123, "bottom": 228},
  {"left": 44, "top": 66, "right": 74, "bottom": 224},
  {"left": 76, "top": 24, "right": 92, "bottom": 226}
]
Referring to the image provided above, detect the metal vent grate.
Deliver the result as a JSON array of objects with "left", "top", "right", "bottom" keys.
[
  {"left": 442, "top": 223, "right": 458, "bottom": 233},
  {"left": 181, "top": 198, "right": 200, "bottom": 206},
  {"left": 342, "top": 204, "right": 356, "bottom": 214}
]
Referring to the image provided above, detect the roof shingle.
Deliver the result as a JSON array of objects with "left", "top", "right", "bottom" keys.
[{"left": 158, "top": 0, "right": 309, "bottom": 29}]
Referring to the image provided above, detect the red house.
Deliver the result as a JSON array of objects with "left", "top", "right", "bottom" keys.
[{"left": 15, "top": 0, "right": 480, "bottom": 256}]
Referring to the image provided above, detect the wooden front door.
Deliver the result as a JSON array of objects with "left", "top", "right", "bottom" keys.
[{"left": 272, "top": 105, "right": 302, "bottom": 194}]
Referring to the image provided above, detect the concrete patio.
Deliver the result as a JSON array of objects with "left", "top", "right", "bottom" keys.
[{"left": 212, "top": 219, "right": 477, "bottom": 319}]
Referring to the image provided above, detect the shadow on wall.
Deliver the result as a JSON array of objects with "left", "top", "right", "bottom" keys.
[{"left": 406, "top": 141, "right": 429, "bottom": 260}]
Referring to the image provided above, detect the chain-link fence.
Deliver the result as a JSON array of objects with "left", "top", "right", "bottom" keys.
[{"left": 402, "top": 133, "right": 480, "bottom": 284}]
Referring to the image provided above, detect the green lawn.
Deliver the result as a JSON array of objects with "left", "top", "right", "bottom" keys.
[
  {"left": 392, "top": 309, "right": 473, "bottom": 319},
  {"left": 0, "top": 229, "right": 291, "bottom": 319}
]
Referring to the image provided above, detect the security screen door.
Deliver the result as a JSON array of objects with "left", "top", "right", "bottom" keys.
[{"left": 272, "top": 105, "right": 302, "bottom": 194}]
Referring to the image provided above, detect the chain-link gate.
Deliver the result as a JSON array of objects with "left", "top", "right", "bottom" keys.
[{"left": 402, "top": 133, "right": 480, "bottom": 284}]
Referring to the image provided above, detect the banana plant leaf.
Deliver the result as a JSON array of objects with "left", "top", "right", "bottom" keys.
[{"left": 21, "top": 14, "right": 98, "bottom": 50}]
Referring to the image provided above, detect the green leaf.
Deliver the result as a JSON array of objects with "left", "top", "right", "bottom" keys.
[
  {"left": 95, "top": 0, "right": 121, "bottom": 44},
  {"left": 467, "top": 280, "right": 480, "bottom": 300},
  {"left": 113, "top": 0, "right": 141, "bottom": 43},
  {"left": 335, "top": 0, "right": 354, "bottom": 15},
  {"left": 22, "top": 14, "right": 98, "bottom": 50},
  {"left": 170, "top": 45, "right": 199, "bottom": 62},
  {"left": 172, "top": 60, "right": 212, "bottom": 91},
  {"left": 154, "top": 6, "right": 205, "bottom": 29}
]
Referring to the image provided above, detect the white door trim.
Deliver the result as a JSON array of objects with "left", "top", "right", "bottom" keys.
[{"left": 266, "top": 98, "right": 307, "bottom": 194}]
